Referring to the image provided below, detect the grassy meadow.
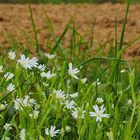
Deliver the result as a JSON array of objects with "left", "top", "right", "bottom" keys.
[{"left": 0, "top": 0, "right": 140, "bottom": 139}]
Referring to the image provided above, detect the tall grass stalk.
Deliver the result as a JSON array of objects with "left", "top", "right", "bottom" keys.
[{"left": 29, "top": 2, "right": 40, "bottom": 53}]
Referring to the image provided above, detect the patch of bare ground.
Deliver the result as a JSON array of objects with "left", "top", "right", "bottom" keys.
[{"left": 0, "top": 3, "right": 140, "bottom": 60}]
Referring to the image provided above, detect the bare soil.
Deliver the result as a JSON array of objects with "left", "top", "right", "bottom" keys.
[{"left": 0, "top": 3, "right": 140, "bottom": 60}]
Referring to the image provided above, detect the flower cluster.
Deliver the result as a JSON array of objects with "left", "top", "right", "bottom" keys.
[{"left": 0, "top": 51, "right": 111, "bottom": 139}]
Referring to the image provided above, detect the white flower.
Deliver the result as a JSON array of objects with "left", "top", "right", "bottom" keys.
[
  {"left": 121, "top": 69, "right": 127, "bottom": 73},
  {"left": 0, "top": 101, "right": 7, "bottom": 111},
  {"left": 81, "top": 78, "right": 87, "bottom": 84},
  {"left": 14, "top": 98, "right": 23, "bottom": 110},
  {"left": 4, "top": 123, "right": 12, "bottom": 130},
  {"left": 65, "top": 126, "right": 71, "bottom": 132},
  {"left": 71, "top": 108, "right": 85, "bottom": 119},
  {"left": 29, "top": 57, "right": 38, "bottom": 68},
  {"left": 65, "top": 100, "right": 76, "bottom": 110},
  {"left": 4, "top": 72, "right": 14, "bottom": 81},
  {"left": 68, "top": 63, "right": 79, "bottom": 79},
  {"left": 20, "top": 128, "right": 26, "bottom": 140},
  {"left": 23, "top": 95, "right": 36, "bottom": 106},
  {"left": 8, "top": 51, "right": 16, "bottom": 60},
  {"left": 29, "top": 110, "right": 39, "bottom": 119},
  {"left": 41, "top": 71, "right": 56, "bottom": 79},
  {"left": 0, "top": 65, "right": 3, "bottom": 73},
  {"left": 45, "top": 53, "right": 56, "bottom": 60},
  {"left": 0, "top": 104, "right": 6, "bottom": 111},
  {"left": 96, "top": 79, "right": 101, "bottom": 85},
  {"left": 42, "top": 92, "right": 46, "bottom": 97},
  {"left": 70, "top": 92, "right": 79, "bottom": 98},
  {"left": 127, "top": 99, "right": 132, "bottom": 106},
  {"left": 37, "top": 64, "right": 46, "bottom": 71},
  {"left": 89, "top": 105, "right": 109, "bottom": 122},
  {"left": 7, "top": 83, "right": 16, "bottom": 92},
  {"left": 43, "top": 82, "right": 49, "bottom": 87},
  {"left": 92, "top": 79, "right": 101, "bottom": 87},
  {"left": 17, "top": 54, "right": 30, "bottom": 69},
  {"left": 96, "top": 98, "right": 104, "bottom": 104},
  {"left": 71, "top": 108, "right": 78, "bottom": 119},
  {"left": 17, "top": 54, "right": 38, "bottom": 69},
  {"left": 14, "top": 96, "right": 36, "bottom": 110},
  {"left": 45, "top": 125, "right": 60, "bottom": 137},
  {"left": 54, "top": 89, "right": 65, "bottom": 100}
]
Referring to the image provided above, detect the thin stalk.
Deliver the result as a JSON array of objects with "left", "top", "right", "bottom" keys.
[{"left": 29, "top": 2, "right": 40, "bottom": 53}]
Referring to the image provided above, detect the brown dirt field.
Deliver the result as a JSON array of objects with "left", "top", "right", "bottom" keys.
[{"left": 0, "top": 3, "right": 140, "bottom": 60}]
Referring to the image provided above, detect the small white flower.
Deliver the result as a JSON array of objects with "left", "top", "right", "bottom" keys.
[
  {"left": 20, "top": 128, "right": 26, "bottom": 140},
  {"left": 17, "top": 54, "right": 30, "bottom": 69},
  {"left": 45, "top": 53, "right": 56, "bottom": 60},
  {"left": 14, "top": 98, "right": 23, "bottom": 110},
  {"left": 112, "top": 104, "right": 114, "bottom": 109},
  {"left": 41, "top": 71, "right": 56, "bottom": 79},
  {"left": 92, "top": 79, "right": 101, "bottom": 87},
  {"left": 37, "top": 64, "right": 46, "bottom": 71},
  {"left": 81, "top": 78, "right": 87, "bottom": 84},
  {"left": 71, "top": 108, "right": 85, "bottom": 119},
  {"left": 127, "top": 99, "right": 132, "bottom": 106},
  {"left": 0, "top": 103, "right": 6, "bottom": 111},
  {"left": 0, "top": 101, "right": 7, "bottom": 111},
  {"left": 65, "top": 100, "right": 76, "bottom": 110},
  {"left": 54, "top": 89, "right": 66, "bottom": 100},
  {"left": 7, "top": 83, "right": 16, "bottom": 92},
  {"left": 29, "top": 110, "right": 39, "bottom": 119},
  {"left": 42, "top": 91, "right": 46, "bottom": 97},
  {"left": 45, "top": 125, "right": 60, "bottom": 137},
  {"left": 0, "top": 65, "right": 3, "bottom": 73},
  {"left": 71, "top": 108, "right": 78, "bottom": 119},
  {"left": 14, "top": 96, "right": 36, "bottom": 110},
  {"left": 68, "top": 63, "right": 79, "bottom": 79},
  {"left": 96, "top": 98, "right": 104, "bottom": 104},
  {"left": 17, "top": 54, "right": 38, "bottom": 69},
  {"left": 65, "top": 126, "right": 71, "bottom": 132},
  {"left": 4, "top": 72, "right": 14, "bottom": 81},
  {"left": 4, "top": 123, "right": 12, "bottom": 130},
  {"left": 121, "top": 69, "right": 127, "bottom": 73},
  {"left": 23, "top": 95, "right": 36, "bottom": 106},
  {"left": 89, "top": 105, "right": 109, "bottom": 122},
  {"left": 70, "top": 92, "right": 79, "bottom": 98},
  {"left": 8, "top": 51, "right": 16, "bottom": 60},
  {"left": 96, "top": 79, "right": 101, "bottom": 85},
  {"left": 29, "top": 57, "right": 38, "bottom": 68},
  {"left": 43, "top": 82, "right": 49, "bottom": 87}
]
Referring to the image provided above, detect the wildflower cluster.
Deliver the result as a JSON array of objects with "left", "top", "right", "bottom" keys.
[{"left": 1, "top": 50, "right": 126, "bottom": 140}]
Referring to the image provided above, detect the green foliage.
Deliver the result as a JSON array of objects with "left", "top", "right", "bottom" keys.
[{"left": 0, "top": 0, "right": 140, "bottom": 139}]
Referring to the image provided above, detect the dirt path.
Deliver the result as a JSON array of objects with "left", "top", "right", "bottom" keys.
[{"left": 0, "top": 3, "right": 140, "bottom": 60}]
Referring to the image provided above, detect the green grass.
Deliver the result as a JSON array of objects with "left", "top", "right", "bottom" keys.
[{"left": 0, "top": 0, "right": 140, "bottom": 139}]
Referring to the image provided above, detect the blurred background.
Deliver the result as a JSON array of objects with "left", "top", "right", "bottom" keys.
[{"left": 0, "top": 0, "right": 138, "bottom": 3}]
